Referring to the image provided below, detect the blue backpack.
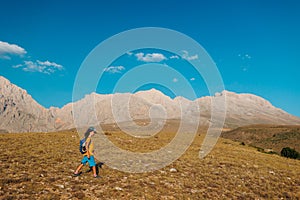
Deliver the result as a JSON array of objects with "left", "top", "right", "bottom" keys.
[{"left": 79, "top": 138, "right": 87, "bottom": 154}]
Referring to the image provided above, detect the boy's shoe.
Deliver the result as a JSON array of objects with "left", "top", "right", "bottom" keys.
[
  {"left": 73, "top": 172, "right": 82, "bottom": 177},
  {"left": 94, "top": 175, "right": 101, "bottom": 178}
]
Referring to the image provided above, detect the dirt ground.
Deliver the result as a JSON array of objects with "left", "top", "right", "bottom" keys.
[{"left": 0, "top": 126, "right": 299, "bottom": 199}]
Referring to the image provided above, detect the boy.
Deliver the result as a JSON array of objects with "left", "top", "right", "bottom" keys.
[{"left": 73, "top": 127, "right": 100, "bottom": 178}]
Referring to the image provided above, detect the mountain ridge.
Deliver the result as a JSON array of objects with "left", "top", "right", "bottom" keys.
[{"left": 0, "top": 75, "right": 299, "bottom": 133}]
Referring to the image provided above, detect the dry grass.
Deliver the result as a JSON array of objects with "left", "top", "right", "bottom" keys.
[
  {"left": 222, "top": 125, "right": 300, "bottom": 153},
  {"left": 0, "top": 125, "right": 299, "bottom": 199}
]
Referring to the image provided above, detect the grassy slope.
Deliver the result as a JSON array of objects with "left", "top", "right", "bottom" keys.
[
  {"left": 221, "top": 125, "right": 300, "bottom": 153},
  {"left": 0, "top": 128, "right": 299, "bottom": 199}
]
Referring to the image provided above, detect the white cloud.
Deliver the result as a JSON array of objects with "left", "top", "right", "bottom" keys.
[
  {"left": 182, "top": 50, "right": 198, "bottom": 61},
  {"left": 188, "top": 55, "right": 198, "bottom": 60},
  {"left": 37, "top": 60, "right": 64, "bottom": 70},
  {"left": 245, "top": 54, "right": 251, "bottom": 59},
  {"left": 12, "top": 64, "right": 23, "bottom": 68},
  {"left": 16, "top": 60, "right": 64, "bottom": 74},
  {"left": 0, "top": 55, "right": 11, "bottom": 60},
  {"left": 238, "top": 53, "right": 251, "bottom": 60},
  {"left": 170, "top": 55, "right": 179, "bottom": 59},
  {"left": 190, "top": 77, "right": 195, "bottom": 81},
  {"left": 103, "top": 66, "right": 125, "bottom": 74},
  {"left": 1, "top": 40, "right": 64, "bottom": 75},
  {"left": 173, "top": 78, "right": 178, "bottom": 83},
  {"left": 0, "top": 41, "right": 27, "bottom": 58},
  {"left": 23, "top": 61, "right": 46, "bottom": 73},
  {"left": 126, "top": 52, "right": 133, "bottom": 56},
  {"left": 238, "top": 53, "right": 251, "bottom": 72},
  {"left": 135, "top": 52, "right": 167, "bottom": 62}
]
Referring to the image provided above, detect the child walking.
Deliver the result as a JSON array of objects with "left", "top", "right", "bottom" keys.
[{"left": 73, "top": 127, "right": 100, "bottom": 178}]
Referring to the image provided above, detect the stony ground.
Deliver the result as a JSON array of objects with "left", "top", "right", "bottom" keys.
[{"left": 0, "top": 127, "right": 299, "bottom": 199}]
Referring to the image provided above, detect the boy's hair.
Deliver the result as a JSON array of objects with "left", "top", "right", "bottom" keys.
[
  {"left": 84, "top": 127, "right": 96, "bottom": 140},
  {"left": 84, "top": 129, "right": 91, "bottom": 140}
]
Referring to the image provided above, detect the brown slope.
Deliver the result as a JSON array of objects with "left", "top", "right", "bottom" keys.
[
  {"left": 221, "top": 124, "right": 300, "bottom": 153},
  {"left": 1, "top": 129, "right": 299, "bottom": 199}
]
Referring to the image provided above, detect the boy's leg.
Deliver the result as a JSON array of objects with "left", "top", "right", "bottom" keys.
[
  {"left": 92, "top": 166, "right": 97, "bottom": 176},
  {"left": 87, "top": 156, "right": 99, "bottom": 177},
  {"left": 87, "top": 159, "right": 100, "bottom": 173},
  {"left": 74, "top": 156, "right": 88, "bottom": 175},
  {"left": 74, "top": 163, "right": 84, "bottom": 174}
]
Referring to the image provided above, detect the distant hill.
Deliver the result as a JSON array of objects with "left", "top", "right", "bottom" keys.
[
  {"left": 221, "top": 125, "right": 300, "bottom": 153},
  {"left": 1, "top": 75, "right": 300, "bottom": 133}
]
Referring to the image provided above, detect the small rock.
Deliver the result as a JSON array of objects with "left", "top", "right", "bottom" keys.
[
  {"left": 40, "top": 174, "right": 44, "bottom": 177},
  {"left": 57, "top": 184, "right": 64, "bottom": 189},
  {"left": 121, "top": 177, "right": 128, "bottom": 182},
  {"left": 213, "top": 171, "right": 219, "bottom": 175},
  {"left": 191, "top": 189, "right": 198, "bottom": 194},
  {"left": 115, "top": 186, "right": 123, "bottom": 191},
  {"left": 149, "top": 182, "right": 155, "bottom": 185},
  {"left": 269, "top": 170, "right": 275, "bottom": 175},
  {"left": 170, "top": 168, "right": 177, "bottom": 173},
  {"left": 253, "top": 165, "right": 258, "bottom": 168}
]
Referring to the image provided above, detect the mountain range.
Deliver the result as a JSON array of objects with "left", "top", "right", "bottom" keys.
[{"left": 0, "top": 76, "right": 299, "bottom": 133}]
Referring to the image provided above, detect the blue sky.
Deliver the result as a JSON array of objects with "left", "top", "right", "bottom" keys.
[{"left": 0, "top": 0, "right": 299, "bottom": 117}]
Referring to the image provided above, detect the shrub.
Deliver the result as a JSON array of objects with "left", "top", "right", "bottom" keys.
[{"left": 280, "top": 147, "right": 300, "bottom": 159}]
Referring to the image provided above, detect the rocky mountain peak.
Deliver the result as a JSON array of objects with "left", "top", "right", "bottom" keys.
[
  {"left": 0, "top": 76, "right": 299, "bottom": 132},
  {"left": 0, "top": 76, "right": 55, "bottom": 132}
]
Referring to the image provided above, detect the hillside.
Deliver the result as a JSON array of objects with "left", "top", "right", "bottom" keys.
[
  {"left": 0, "top": 127, "right": 299, "bottom": 199},
  {"left": 221, "top": 125, "right": 300, "bottom": 153}
]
